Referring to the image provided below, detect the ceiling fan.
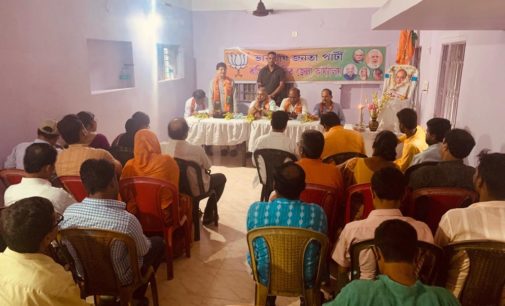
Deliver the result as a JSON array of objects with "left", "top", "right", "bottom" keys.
[{"left": 253, "top": 0, "right": 273, "bottom": 17}]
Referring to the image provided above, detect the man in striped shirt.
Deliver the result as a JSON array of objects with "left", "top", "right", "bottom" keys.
[{"left": 60, "top": 159, "right": 164, "bottom": 304}]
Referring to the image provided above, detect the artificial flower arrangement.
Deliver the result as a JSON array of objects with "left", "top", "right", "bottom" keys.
[{"left": 368, "top": 92, "right": 391, "bottom": 119}]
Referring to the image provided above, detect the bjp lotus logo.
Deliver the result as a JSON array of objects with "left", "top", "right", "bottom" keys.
[{"left": 227, "top": 53, "right": 248, "bottom": 77}]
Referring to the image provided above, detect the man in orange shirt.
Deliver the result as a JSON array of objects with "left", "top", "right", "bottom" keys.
[
  {"left": 296, "top": 130, "right": 343, "bottom": 190},
  {"left": 55, "top": 114, "right": 122, "bottom": 177},
  {"left": 320, "top": 112, "right": 365, "bottom": 160}
]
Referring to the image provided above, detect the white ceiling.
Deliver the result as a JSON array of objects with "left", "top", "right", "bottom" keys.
[
  {"left": 189, "top": 0, "right": 388, "bottom": 11},
  {"left": 372, "top": 0, "right": 505, "bottom": 30}
]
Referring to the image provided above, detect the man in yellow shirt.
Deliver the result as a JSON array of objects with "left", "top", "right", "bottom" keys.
[
  {"left": 0, "top": 197, "right": 87, "bottom": 306},
  {"left": 320, "top": 112, "right": 366, "bottom": 160},
  {"left": 394, "top": 108, "right": 428, "bottom": 172}
]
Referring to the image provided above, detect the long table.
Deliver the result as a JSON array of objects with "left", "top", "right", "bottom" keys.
[{"left": 186, "top": 117, "right": 379, "bottom": 157}]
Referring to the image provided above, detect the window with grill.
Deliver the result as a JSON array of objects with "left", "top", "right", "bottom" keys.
[
  {"left": 157, "top": 44, "right": 183, "bottom": 81},
  {"left": 434, "top": 42, "right": 466, "bottom": 125}
]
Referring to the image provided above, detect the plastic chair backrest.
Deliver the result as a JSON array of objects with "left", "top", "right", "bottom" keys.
[
  {"left": 0, "top": 169, "right": 27, "bottom": 187},
  {"left": 442, "top": 240, "right": 505, "bottom": 306},
  {"left": 408, "top": 187, "right": 479, "bottom": 234},
  {"left": 253, "top": 149, "right": 297, "bottom": 201},
  {"left": 323, "top": 152, "right": 367, "bottom": 165},
  {"left": 350, "top": 238, "right": 442, "bottom": 284},
  {"left": 300, "top": 184, "right": 341, "bottom": 244},
  {"left": 247, "top": 226, "right": 328, "bottom": 297},
  {"left": 59, "top": 228, "right": 142, "bottom": 298},
  {"left": 174, "top": 158, "right": 207, "bottom": 199},
  {"left": 58, "top": 176, "right": 88, "bottom": 202},
  {"left": 344, "top": 183, "right": 374, "bottom": 224},
  {"left": 119, "top": 177, "right": 179, "bottom": 233}
]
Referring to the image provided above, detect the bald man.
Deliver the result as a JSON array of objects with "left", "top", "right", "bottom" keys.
[{"left": 161, "top": 118, "right": 227, "bottom": 226}]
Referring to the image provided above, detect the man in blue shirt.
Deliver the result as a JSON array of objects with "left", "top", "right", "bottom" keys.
[
  {"left": 325, "top": 219, "right": 459, "bottom": 306},
  {"left": 246, "top": 162, "right": 327, "bottom": 305}
]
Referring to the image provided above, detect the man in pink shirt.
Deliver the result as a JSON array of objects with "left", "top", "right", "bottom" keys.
[{"left": 332, "top": 167, "right": 433, "bottom": 289}]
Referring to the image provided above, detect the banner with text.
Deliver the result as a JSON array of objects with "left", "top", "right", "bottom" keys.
[{"left": 224, "top": 47, "right": 386, "bottom": 82}]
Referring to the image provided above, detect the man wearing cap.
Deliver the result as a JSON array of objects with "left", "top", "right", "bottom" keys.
[{"left": 4, "top": 120, "right": 60, "bottom": 170}]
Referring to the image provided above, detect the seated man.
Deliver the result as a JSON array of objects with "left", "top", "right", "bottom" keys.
[
  {"left": 246, "top": 162, "right": 327, "bottom": 304},
  {"left": 410, "top": 117, "right": 451, "bottom": 167},
  {"left": 279, "top": 87, "right": 308, "bottom": 119},
  {"left": 332, "top": 167, "right": 432, "bottom": 283},
  {"left": 395, "top": 108, "right": 428, "bottom": 172},
  {"left": 251, "top": 111, "right": 296, "bottom": 187},
  {"left": 252, "top": 110, "right": 296, "bottom": 157},
  {"left": 55, "top": 114, "right": 122, "bottom": 176},
  {"left": 60, "top": 159, "right": 165, "bottom": 304},
  {"left": 184, "top": 89, "right": 208, "bottom": 118},
  {"left": 4, "top": 119, "right": 60, "bottom": 170},
  {"left": 435, "top": 151, "right": 505, "bottom": 297},
  {"left": 325, "top": 219, "right": 459, "bottom": 306},
  {"left": 312, "top": 88, "right": 346, "bottom": 124},
  {"left": 162, "top": 117, "right": 227, "bottom": 226},
  {"left": 248, "top": 87, "right": 277, "bottom": 119},
  {"left": 4, "top": 143, "right": 75, "bottom": 213},
  {"left": 320, "top": 112, "right": 365, "bottom": 160},
  {"left": 409, "top": 128, "right": 476, "bottom": 190},
  {"left": 296, "top": 130, "right": 343, "bottom": 190},
  {"left": 0, "top": 197, "right": 87, "bottom": 306}
]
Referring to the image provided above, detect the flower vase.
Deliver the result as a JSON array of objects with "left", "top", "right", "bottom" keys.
[{"left": 369, "top": 117, "right": 379, "bottom": 131}]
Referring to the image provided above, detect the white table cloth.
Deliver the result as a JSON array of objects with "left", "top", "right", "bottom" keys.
[
  {"left": 186, "top": 117, "right": 250, "bottom": 146},
  {"left": 248, "top": 119, "right": 323, "bottom": 152},
  {"left": 186, "top": 117, "right": 383, "bottom": 157}
]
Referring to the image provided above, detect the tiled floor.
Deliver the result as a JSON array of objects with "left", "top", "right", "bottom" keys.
[{"left": 150, "top": 148, "right": 302, "bottom": 306}]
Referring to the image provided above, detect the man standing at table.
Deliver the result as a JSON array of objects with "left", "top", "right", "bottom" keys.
[
  {"left": 257, "top": 51, "right": 286, "bottom": 107},
  {"left": 279, "top": 88, "right": 308, "bottom": 119},
  {"left": 209, "top": 62, "right": 237, "bottom": 116},
  {"left": 209, "top": 62, "right": 238, "bottom": 156},
  {"left": 312, "top": 88, "right": 346, "bottom": 124},
  {"left": 248, "top": 87, "right": 277, "bottom": 119}
]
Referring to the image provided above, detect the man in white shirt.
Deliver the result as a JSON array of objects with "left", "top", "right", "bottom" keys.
[
  {"left": 4, "top": 143, "right": 75, "bottom": 214},
  {"left": 333, "top": 167, "right": 433, "bottom": 288},
  {"left": 184, "top": 89, "right": 208, "bottom": 118},
  {"left": 251, "top": 110, "right": 296, "bottom": 164},
  {"left": 4, "top": 119, "right": 60, "bottom": 170},
  {"left": 279, "top": 88, "right": 308, "bottom": 119},
  {"left": 410, "top": 117, "right": 451, "bottom": 167},
  {"left": 435, "top": 151, "right": 505, "bottom": 297},
  {"left": 161, "top": 118, "right": 227, "bottom": 226}
]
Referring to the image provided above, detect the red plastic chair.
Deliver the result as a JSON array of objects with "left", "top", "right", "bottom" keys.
[
  {"left": 58, "top": 176, "right": 88, "bottom": 202},
  {"left": 344, "top": 183, "right": 374, "bottom": 224},
  {"left": 119, "top": 177, "right": 191, "bottom": 280},
  {"left": 300, "top": 184, "right": 341, "bottom": 245},
  {"left": 405, "top": 187, "right": 479, "bottom": 234},
  {"left": 0, "top": 169, "right": 27, "bottom": 187}
]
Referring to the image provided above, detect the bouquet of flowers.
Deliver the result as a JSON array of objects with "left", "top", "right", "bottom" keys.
[{"left": 368, "top": 92, "right": 391, "bottom": 119}]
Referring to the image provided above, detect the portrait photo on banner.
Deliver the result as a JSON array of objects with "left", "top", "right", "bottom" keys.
[{"left": 224, "top": 47, "right": 386, "bottom": 82}]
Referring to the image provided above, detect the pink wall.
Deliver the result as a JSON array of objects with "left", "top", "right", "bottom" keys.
[
  {"left": 191, "top": 8, "right": 398, "bottom": 124},
  {"left": 0, "top": 0, "right": 195, "bottom": 161},
  {"left": 418, "top": 30, "right": 505, "bottom": 165}
]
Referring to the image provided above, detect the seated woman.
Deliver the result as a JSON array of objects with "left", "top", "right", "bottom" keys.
[
  {"left": 77, "top": 111, "right": 110, "bottom": 150},
  {"left": 342, "top": 130, "right": 398, "bottom": 187},
  {"left": 121, "top": 129, "right": 180, "bottom": 224}
]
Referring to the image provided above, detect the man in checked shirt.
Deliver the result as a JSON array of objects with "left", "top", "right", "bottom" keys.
[{"left": 60, "top": 159, "right": 165, "bottom": 306}]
